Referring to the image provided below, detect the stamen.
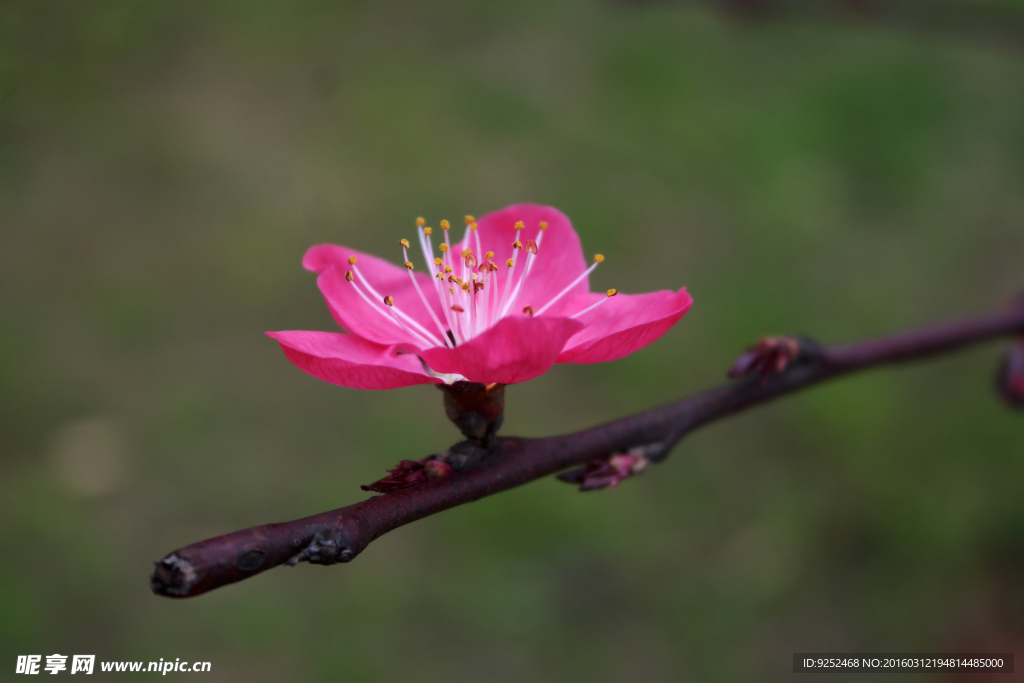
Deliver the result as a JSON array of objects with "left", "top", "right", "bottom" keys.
[
  {"left": 349, "top": 264, "right": 441, "bottom": 346},
  {"left": 472, "top": 224, "right": 482, "bottom": 265},
  {"left": 523, "top": 305, "right": 534, "bottom": 317},
  {"left": 382, "top": 295, "right": 437, "bottom": 347},
  {"left": 534, "top": 254, "right": 605, "bottom": 317},
  {"left": 434, "top": 265, "right": 464, "bottom": 344},
  {"left": 452, "top": 305, "right": 465, "bottom": 313},
  {"left": 485, "top": 251, "right": 494, "bottom": 260},
  {"left": 464, "top": 215, "right": 475, "bottom": 225},
  {"left": 399, "top": 238, "right": 410, "bottom": 248},
  {"left": 418, "top": 222, "right": 462, "bottom": 345},
  {"left": 570, "top": 289, "right": 618, "bottom": 319},
  {"left": 469, "top": 272, "right": 478, "bottom": 335},
  {"left": 401, "top": 243, "right": 452, "bottom": 348},
  {"left": 499, "top": 236, "right": 540, "bottom": 317},
  {"left": 417, "top": 224, "right": 433, "bottom": 275},
  {"left": 497, "top": 221, "right": 525, "bottom": 316},
  {"left": 488, "top": 261, "right": 500, "bottom": 328},
  {"left": 440, "top": 219, "right": 450, "bottom": 231},
  {"left": 345, "top": 270, "right": 354, "bottom": 282},
  {"left": 416, "top": 217, "right": 425, "bottom": 227},
  {"left": 345, "top": 269, "right": 436, "bottom": 347}
]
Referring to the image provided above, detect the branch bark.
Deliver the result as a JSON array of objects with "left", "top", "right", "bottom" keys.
[{"left": 152, "top": 301, "right": 1024, "bottom": 598}]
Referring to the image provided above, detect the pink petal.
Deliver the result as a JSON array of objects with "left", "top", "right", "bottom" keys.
[
  {"left": 556, "top": 288, "right": 693, "bottom": 364},
  {"left": 421, "top": 315, "right": 584, "bottom": 385},
  {"left": 267, "top": 330, "right": 441, "bottom": 390},
  {"left": 304, "top": 244, "right": 448, "bottom": 350},
  {"left": 463, "top": 204, "right": 589, "bottom": 317}
]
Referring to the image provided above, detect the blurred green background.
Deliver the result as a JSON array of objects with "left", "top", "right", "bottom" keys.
[{"left": 2, "top": 1, "right": 1023, "bottom": 681}]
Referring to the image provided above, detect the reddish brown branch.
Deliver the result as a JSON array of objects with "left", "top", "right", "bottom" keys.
[{"left": 152, "top": 301, "right": 1024, "bottom": 598}]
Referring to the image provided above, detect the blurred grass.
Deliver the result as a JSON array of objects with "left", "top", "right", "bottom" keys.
[{"left": 1, "top": 1, "right": 1024, "bottom": 681}]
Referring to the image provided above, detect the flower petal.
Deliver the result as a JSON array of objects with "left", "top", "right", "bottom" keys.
[
  {"left": 556, "top": 288, "right": 693, "bottom": 364},
  {"left": 267, "top": 330, "right": 441, "bottom": 390},
  {"left": 304, "top": 244, "right": 448, "bottom": 350},
  {"left": 463, "top": 204, "right": 590, "bottom": 317},
  {"left": 421, "top": 315, "right": 584, "bottom": 385}
]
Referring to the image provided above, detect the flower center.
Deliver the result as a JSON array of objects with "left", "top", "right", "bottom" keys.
[{"left": 343, "top": 215, "right": 616, "bottom": 348}]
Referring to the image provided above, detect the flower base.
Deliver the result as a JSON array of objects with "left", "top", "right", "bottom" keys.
[{"left": 438, "top": 381, "right": 505, "bottom": 447}]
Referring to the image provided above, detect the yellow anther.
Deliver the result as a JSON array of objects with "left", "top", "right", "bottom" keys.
[
  {"left": 514, "top": 221, "right": 524, "bottom": 230},
  {"left": 485, "top": 251, "right": 494, "bottom": 259},
  {"left": 440, "top": 219, "right": 450, "bottom": 230},
  {"left": 470, "top": 222, "right": 477, "bottom": 231},
  {"left": 506, "top": 258, "right": 514, "bottom": 267},
  {"left": 435, "top": 273, "right": 444, "bottom": 280},
  {"left": 383, "top": 295, "right": 394, "bottom": 306},
  {"left": 433, "top": 257, "right": 443, "bottom": 266},
  {"left": 461, "top": 248, "right": 472, "bottom": 258},
  {"left": 439, "top": 243, "right": 449, "bottom": 252},
  {"left": 525, "top": 239, "right": 538, "bottom": 255},
  {"left": 345, "top": 270, "right": 354, "bottom": 282},
  {"left": 538, "top": 221, "right": 548, "bottom": 230},
  {"left": 593, "top": 254, "right": 605, "bottom": 263},
  {"left": 416, "top": 217, "right": 425, "bottom": 227},
  {"left": 424, "top": 227, "right": 432, "bottom": 236},
  {"left": 444, "top": 266, "right": 453, "bottom": 273},
  {"left": 464, "top": 215, "right": 475, "bottom": 225},
  {"left": 512, "top": 240, "right": 523, "bottom": 249},
  {"left": 461, "top": 282, "right": 470, "bottom": 292},
  {"left": 348, "top": 255, "right": 357, "bottom": 265},
  {"left": 489, "top": 262, "right": 499, "bottom": 272},
  {"left": 523, "top": 305, "right": 535, "bottom": 316},
  {"left": 399, "top": 238, "right": 410, "bottom": 248},
  {"left": 449, "top": 287, "right": 454, "bottom": 294},
  {"left": 607, "top": 288, "right": 618, "bottom": 297},
  {"left": 405, "top": 261, "right": 414, "bottom": 270}
]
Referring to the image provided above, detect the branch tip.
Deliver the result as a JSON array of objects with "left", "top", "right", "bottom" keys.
[{"left": 150, "top": 553, "right": 197, "bottom": 597}]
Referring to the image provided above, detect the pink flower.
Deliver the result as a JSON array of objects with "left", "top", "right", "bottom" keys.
[{"left": 267, "top": 204, "right": 692, "bottom": 389}]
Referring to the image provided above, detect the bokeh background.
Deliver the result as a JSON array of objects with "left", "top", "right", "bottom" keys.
[{"left": 2, "top": 1, "right": 1023, "bottom": 681}]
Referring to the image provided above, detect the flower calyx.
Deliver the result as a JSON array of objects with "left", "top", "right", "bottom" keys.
[{"left": 438, "top": 381, "right": 506, "bottom": 448}]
